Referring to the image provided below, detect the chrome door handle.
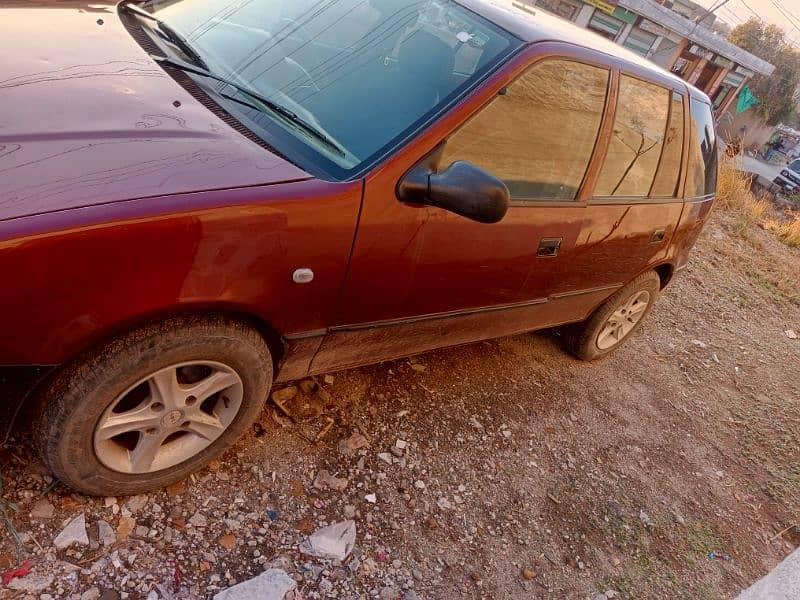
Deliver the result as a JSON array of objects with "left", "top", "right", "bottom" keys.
[
  {"left": 537, "top": 237, "right": 562, "bottom": 257},
  {"left": 650, "top": 228, "right": 666, "bottom": 243}
]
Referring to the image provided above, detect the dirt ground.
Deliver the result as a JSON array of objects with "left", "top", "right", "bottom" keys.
[{"left": 0, "top": 207, "right": 798, "bottom": 600}]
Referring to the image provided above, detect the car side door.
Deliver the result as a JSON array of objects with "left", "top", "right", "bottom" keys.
[
  {"left": 553, "top": 73, "right": 687, "bottom": 298},
  {"left": 309, "top": 49, "right": 613, "bottom": 373}
]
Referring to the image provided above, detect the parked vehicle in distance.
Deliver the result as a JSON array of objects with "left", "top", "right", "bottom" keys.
[
  {"left": 0, "top": 0, "right": 718, "bottom": 496},
  {"left": 773, "top": 159, "right": 800, "bottom": 194}
]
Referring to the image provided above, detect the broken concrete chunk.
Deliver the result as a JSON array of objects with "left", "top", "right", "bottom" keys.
[
  {"left": 97, "top": 519, "right": 116, "bottom": 547},
  {"left": 313, "top": 469, "right": 348, "bottom": 492},
  {"left": 213, "top": 568, "right": 296, "bottom": 600},
  {"left": 54, "top": 513, "right": 89, "bottom": 549},
  {"left": 299, "top": 520, "right": 356, "bottom": 561}
]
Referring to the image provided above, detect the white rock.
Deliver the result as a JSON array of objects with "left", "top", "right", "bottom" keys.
[
  {"left": 786, "top": 329, "right": 798, "bottom": 339},
  {"left": 97, "top": 519, "right": 116, "bottom": 547},
  {"left": 377, "top": 453, "right": 394, "bottom": 464},
  {"left": 414, "top": 480, "right": 426, "bottom": 490},
  {"left": 691, "top": 339, "right": 707, "bottom": 348},
  {"left": 299, "top": 520, "right": 356, "bottom": 561},
  {"left": 213, "top": 568, "right": 296, "bottom": 600},
  {"left": 395, "top": 439, "right": 407, "bottom": 450},
  {"left": 81, "top": 587, "right": 101, "bottom": 600},
  {"left": 7, "top": 573, "right": 54, "bottom": 592},
  {"left": 125, "top": 494, "right": 148, "bottom": 512},
  {"left": 437, "top": 497, "right": 453, "bottom": 510},
  {"left": 54, "top": 513, "right": 89, "bottom": 549},
  {"left": 189, "top": 512, "right": 208, "bottom": 528},
  {"left": 365, "top": 493, "right": 377, "bottom": 504}
]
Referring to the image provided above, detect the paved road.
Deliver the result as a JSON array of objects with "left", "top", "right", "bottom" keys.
[
  {"left": 741, "top": 155, "right": 782, "bottom": 182},
  {"left": 738, "top": 547, "right": 800, "bottom": 600}
]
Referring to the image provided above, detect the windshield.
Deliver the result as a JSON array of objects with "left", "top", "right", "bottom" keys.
[
  {"left": 140, "top": 0, "right": 520, "bottom": 179},
  {"left": 790, "top": 159, "right": 800, "bottom": 173}
]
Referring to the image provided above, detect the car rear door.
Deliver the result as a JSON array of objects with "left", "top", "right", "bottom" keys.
[{"left": 549, "top": 72, "right": 688, "bottom": 299}]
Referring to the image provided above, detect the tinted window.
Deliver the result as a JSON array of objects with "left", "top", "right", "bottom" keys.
[
  {"left": 789, "top": 159, "right": 800, "bottom": 173},
  {"left": 146, "top": 0, "right": 520, "bottom": 179},
  {"left": 686, "top": 98, "right": 718, "bottom": 197},
  {"left": 441, "top": 59, "right": 608, "bottom": 200},
  {"left": 650, "top": 92, "right": 685, "bottom": 197},
  {"left": 595, "top": 75, "right": 670, "bottom": 197}
]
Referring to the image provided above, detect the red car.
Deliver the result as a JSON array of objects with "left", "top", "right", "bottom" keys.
[{"left": 0, "top": 0, "right": 717, "bottom": 495}]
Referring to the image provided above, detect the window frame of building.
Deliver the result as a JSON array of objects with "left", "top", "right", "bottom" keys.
[
  {"left": 622, "top": 26, "right": 659, "bottom": 57},
  {"left": 587, "top": 10, "right": 626, "bottom": 41},
  {"left": 713, "top": 71, "right": 745, "bottom": 109},
  {"left": 439, "top": 57, "right": 611, "bottom": 202},
  {"left": 532, "top": 0, "right": 583, "bottom": 22}
]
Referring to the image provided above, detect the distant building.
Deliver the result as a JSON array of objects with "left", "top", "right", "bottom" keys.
[{"left": 516, "top": 0, "right": 774, "bottom": 116}]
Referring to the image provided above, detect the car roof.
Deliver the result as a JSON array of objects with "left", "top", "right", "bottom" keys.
[{"left": 457, "top": 0, "right": 710, "bottom": 103}]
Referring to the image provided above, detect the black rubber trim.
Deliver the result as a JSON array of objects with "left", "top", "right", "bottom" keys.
[{"left": 119, "top": 9, "right": 299, "bottom": 168}]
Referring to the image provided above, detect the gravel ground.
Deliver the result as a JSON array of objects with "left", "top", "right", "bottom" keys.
[{"left": 1, "top": 208, "right": 798, "bottom": 600}]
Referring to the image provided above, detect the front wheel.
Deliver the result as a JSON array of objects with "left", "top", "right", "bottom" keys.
[
  {"left": 34, "top": 315, "right": 272, "bottom": 496},
  {"left": 567, "top": 271, "right": 661, "bottom": 361}
]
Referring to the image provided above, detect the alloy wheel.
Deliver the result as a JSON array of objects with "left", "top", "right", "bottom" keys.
[
  {"left": 596, "top": 290, "right": 651, "bottom": 350},
  {"left": 93, "top": 361, "right": 243, "bottom": 474}
]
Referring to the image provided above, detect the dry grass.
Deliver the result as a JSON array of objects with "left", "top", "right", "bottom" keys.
[
  {"left": 715, "top": 158, "right": 769, "bottom": 235},
  {"left": 773, "top": 213, "right": 800, "bottom": 247}
]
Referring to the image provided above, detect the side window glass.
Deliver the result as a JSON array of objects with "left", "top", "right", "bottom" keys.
[
  {"left": 440, "top": 59, "right": 608, "bottom": 200},
  {"left": 595, "top": 75, "right": 670, "bottom": 197},
  {"left": 686, "top": 99, "right": 718, "bottom": 197},
  {"left": 650, "top": 92, "right": 685, "bottom": 197}
]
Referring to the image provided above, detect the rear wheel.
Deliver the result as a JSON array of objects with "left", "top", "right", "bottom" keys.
[
  {"left": 34, "top": 315, "right": 272, "bottom": 496},
  {"left": 567, "top": 271, "right": 660, "bottom": 361}
]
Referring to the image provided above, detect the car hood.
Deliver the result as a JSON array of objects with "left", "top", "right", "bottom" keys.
[{"left": 0, "top": 1, "right": 312, "bottom": 221}]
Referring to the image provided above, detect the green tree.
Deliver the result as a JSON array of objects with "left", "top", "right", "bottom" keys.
[{"left": 728, "top": 19, "right": 800, "bottom": 126}]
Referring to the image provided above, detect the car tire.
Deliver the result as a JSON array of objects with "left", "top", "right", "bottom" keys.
[
  {"left": 567, "top": 271, "right": 660, "bottom": 361},
  {"left": 33, "top": 315, "right": 272, "bottom": 496}
]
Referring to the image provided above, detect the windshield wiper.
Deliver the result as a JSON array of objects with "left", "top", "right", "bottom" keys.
[
  {"left": 153, "top": 55, "right": 346, "bottom": 157},
  {"left": 121, "top": 2, "right": 209, "bottom": 71}
]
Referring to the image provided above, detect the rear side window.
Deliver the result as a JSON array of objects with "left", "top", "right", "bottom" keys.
[
  {"left": 686, "top": 99, "right": 718, "bottom": 197},
  {"left": 440, "top": 59, "right": 609, "bottom": 200},
  {"left": 595, "top": 75, "right": 670, "bottom": 197},
  {"left": 650, "top": 92, "right": 685, "bottom": 197}
]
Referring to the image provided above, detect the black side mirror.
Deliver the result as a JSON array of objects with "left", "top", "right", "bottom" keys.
[{"left": 397, "top": 156, "right": 509, "bottom": 224}]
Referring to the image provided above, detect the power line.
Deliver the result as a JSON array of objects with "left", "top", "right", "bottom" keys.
[
  {"left": 770, "top": 0, "right": 800, "bottom": 33},
  {"left": 720, "top": 6, "right": 744, "bottom": 24},
  {"left": 735, "top": 0, "right": 763, "bottom": 21},
  {"left": 773, "top": 0, "right": 800, "bottom": 26}
]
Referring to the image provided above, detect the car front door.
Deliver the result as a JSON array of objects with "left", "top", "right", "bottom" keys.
[{"left": 310, "top": 51, "right": 614, "bottom": 373}]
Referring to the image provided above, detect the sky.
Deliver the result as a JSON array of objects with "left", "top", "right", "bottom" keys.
[{"left": 693, "top": 0, "right": 800, "bottom": 46}]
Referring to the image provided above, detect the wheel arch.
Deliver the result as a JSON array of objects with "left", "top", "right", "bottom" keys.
[
  {"left": 64, "top": 303, "right": 286, "bottom": 370},
  {"left": 2, "top": 304, "right": 287, "bottom": 443},
  {"left": 652, "top": 263, "right": 675, "bottom": 290}
]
